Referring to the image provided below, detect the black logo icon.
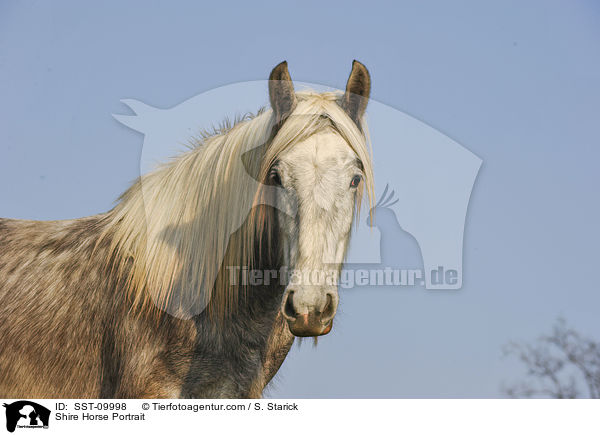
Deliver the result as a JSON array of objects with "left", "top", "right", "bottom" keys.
[{"left": 2, "top": 401, "right": 50, "bottom": 433}]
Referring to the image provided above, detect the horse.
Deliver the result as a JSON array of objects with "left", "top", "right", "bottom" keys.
[{"left": 0, "top": 60, "right": 374, "bottom": 398}]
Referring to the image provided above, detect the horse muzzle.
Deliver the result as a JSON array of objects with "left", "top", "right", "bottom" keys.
[
  {"left": 281, "top": 288, "right": 338, "bottom": 337},
  {"left": 286, "top": 312, "right": 333, "bottom": 337}
]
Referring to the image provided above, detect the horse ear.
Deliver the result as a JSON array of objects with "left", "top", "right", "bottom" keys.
[
  {"left": 269, "top": 61, "right": 297, "bottom": 128},
  {"left": 342, "top": 60, "right": 371, "bottom": 128}
]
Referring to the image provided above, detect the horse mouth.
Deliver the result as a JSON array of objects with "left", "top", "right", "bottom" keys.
[{"left": 287, "top": 315, "right": 333, "bottom": 337}]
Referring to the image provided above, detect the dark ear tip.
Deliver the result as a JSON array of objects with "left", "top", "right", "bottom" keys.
[
  {"left": 269, "top": 61, "right": 290, "bottom": 81},
  {"left": 352, "top": 60, "right": 369, "bottom": 74}
]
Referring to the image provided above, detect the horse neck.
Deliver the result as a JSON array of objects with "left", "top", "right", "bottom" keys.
[{"left": 240, "top": 209, "right": 286, "bottom": 319}]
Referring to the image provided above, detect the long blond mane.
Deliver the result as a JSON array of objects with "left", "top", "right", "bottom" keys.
[{"left": 100, "top": 91, "right": 374, "bottom": 319}]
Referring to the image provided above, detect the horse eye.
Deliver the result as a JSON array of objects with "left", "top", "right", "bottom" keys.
[
  {"left": 269, "top": 170, "right": 282, "bottom": 186},
  {"left": 350, "top": 175, "right": 362, "bottom": 188}
]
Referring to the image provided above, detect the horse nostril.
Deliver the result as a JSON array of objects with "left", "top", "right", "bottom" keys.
[
  {"left": 321, "top": 293, "right": 336, "bottom": 323},
  {"left": 282, "top": 291, "right": 297, "bottom": 320}
]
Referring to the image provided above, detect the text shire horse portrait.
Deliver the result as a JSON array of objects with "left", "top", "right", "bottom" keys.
[{"left": 0, "top": 61, "right": 374, "bottom": 398}]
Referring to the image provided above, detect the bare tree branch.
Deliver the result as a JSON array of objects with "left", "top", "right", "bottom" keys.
[{"left": 502, "top": 318, "right": 600, "bottom": 398}]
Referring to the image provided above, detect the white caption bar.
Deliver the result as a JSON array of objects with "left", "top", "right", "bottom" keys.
[{"left": 1, "top": 399, "right": 598, "bottom": 434}]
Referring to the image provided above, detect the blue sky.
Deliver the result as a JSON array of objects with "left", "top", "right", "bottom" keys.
[{"left": 1, "top": 1, "right": 599, "bottom": 397}]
